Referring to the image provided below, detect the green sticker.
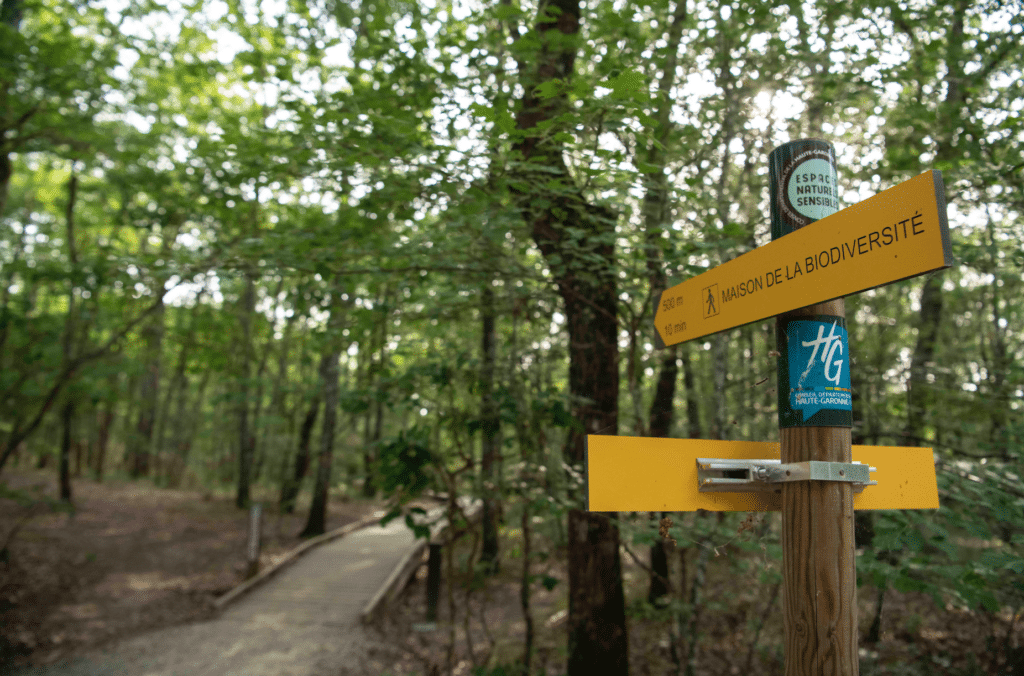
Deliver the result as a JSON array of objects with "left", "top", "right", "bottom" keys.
[
  {"left": 770, "top": 141, "right": 840, "bottom": 234},
  {"left": 786, "top": 158, "right": 839, "bottom": 220}
]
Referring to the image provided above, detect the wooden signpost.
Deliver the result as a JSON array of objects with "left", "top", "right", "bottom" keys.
[{"left": 586, "top": 140, "right": 950, "bottom": 675}]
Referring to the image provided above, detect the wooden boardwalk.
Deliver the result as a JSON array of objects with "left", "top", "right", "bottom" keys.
[{"left": 13, "top": 511, "right": 431, "bottom": 676}]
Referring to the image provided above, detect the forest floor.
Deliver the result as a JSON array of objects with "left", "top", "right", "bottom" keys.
[
  {"left": 0, "top": 466, "right": 384, "bottom": 673},
  {"left": 371, "top": 514, "right": 1024, "bottom": 676}
]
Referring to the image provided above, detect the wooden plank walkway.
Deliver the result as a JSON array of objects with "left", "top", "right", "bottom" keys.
[{"left": 12, "top": 509, "right": 435, "bottom": 676}]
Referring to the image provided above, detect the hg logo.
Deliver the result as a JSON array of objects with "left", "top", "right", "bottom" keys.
[{"left": 797, "top": 320, "right": 844, "bottom": 387}]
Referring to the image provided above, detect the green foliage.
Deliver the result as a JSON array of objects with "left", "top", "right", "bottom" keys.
[{"left": 375, "top": 427, "right": 435, "bottom": 497}]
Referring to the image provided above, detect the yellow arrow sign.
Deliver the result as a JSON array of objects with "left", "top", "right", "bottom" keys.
[
  {"left": 654, "top": 170, "right": 952, "bottom": 348},
  {"left": 585, "top": 435, "right": 939, "bottom": 512}
]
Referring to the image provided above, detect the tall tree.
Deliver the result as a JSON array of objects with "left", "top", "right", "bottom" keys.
[
  {"left": 58, "top": 169, "right": 80, "bottom": 501},
  {"left": 512, "top": 1, "right": 627, "bottom": 672},
  {"left": 640, "top": 0, "right": 689, "bottom": 606},
  {"left": 0, "top": 0, "right": 23, "bottom": 218},
  {"left": 127, "top": 223, "right": 178, "bottom": 478},
  {"left": 281, "top": 378, "right": 321, "bottom": 513},
  {"left": 235, "top": 272, "right": 257, "bottom": 507},
  {"left": 301, "top": 281, "right": 347, "bottom": 537},
  {"left": 899, "top": 0, "right": 967, "bottom": 448},
  {"left": 479, "top": 281, "right": 501, "bottom": 573},
  {"left": 279, "top": 289, "right": 318, "bottom": 513}
]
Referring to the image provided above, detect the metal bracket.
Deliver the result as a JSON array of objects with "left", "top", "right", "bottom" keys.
[{"left": 696, "top": 458, "right": 877, "bottom": 494}]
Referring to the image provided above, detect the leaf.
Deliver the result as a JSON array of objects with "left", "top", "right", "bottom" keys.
[
  {"left": 379, "top": 505, "right": 402, "bottom": 527},
  {"left": 405, "top": 514, "right": 431, "bottom": 540},
  {"left": 635, "top": 160, "right": 663, "bottom": 175},
  {"left": 606, "top": 69, "right": 645, "bottom": 98},
  {"left": 493, "top": 3, "right": 523, "bottom": 21},
  {"left": 534, "top": 79, "right": 567, "bottom": 100}
]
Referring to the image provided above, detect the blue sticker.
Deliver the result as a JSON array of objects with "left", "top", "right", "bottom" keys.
[{"left": 786, "top": 320, "right": 852, "bottom": 420}]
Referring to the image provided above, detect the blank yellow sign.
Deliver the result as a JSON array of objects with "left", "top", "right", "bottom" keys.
[
  {"left": 654, "top": 170, "right": 952, "bottom": 347},
  {"left": 585, "top": 435, "right": 939, "bottom": 512}
]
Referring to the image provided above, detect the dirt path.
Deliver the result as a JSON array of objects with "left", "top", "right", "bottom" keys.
[{"left": 10, "top": 514, "right": 423, "bottom": 676}]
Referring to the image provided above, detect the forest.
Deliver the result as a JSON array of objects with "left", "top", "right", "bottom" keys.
[{"left": 1, "top": 0, "right": 1022, "bottom": 673}]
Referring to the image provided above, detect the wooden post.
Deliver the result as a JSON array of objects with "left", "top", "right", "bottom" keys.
[
  {"left": 769, "top": 140, "right": 859, "bottom": 675},
  {"left": 245, "top": 502, "right": 263, "bottom": 580},
  {"left": 425, "top": 542, "right": 442, "bottom": 622}
]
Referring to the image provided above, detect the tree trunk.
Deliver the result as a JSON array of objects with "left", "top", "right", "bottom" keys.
[
  {"left": 172, "top": 369, "right": 210, "bottom": 488},
  {"left": 357, "top": 331, "right": 372, "bottom": 494},
  {"left": 130, "top": 300, "right": 165, "bottom": 478},
  {"left": 249, "top": 286, "right": 280, "bottom": 484},
  {"left": 58, "top": 170, "right": 80, "bottom": 502},
  {"left": 646, "top": 347, "right": 678, "bottom": 605},
  {"left": 0, "top": 150, "right": 10, "bottom": 222},
  {"left": 236, "top": 273, "right": 257, "bottom": 508},
  {"left": 710, "top": 336, "right": 727, "bottom": 441},
  {"left": 0, "top": 0, "right": 25, "bottom": 219},
  {"left": 512, "top": 2, "right": 627, "bottom": 671},
  {"left": 300, "top": 353, "right": 337, "bottom": 537},
  {"left": 685, "top": 539, "right": 712, "bottom": 676},
  {"left": 59, "top": 399, "right": 73, "bottom": 501},
  {"left": 128, "top": 226, "right": 176, "bottom": 479},
  {"left": 301, "top": 286, "right": 344, "bottom": 537},
  {"left": 263, "top": 305, "right": 295, "bottom": 487},
  {"left": 902, "top": 0, "right": 968, "bottom": 448},
  {"left": 647, "top": 349, "right": 678, "bottom": 439},
  {"left": 361, "top": 295, "right": 388, "bottom": 498},
  {"left": 0, "top": 214, "right": 27, "bottom": 363},
  {"left": 118, "top": 369, "right": 139, "bottom": 472},
  {"left": 56, "top": 168, "right": 90, "bottom": 497},
  {"left": 281, "top": 392, "right": 320, "bottom": 513},
  {"left": 94, "top": 395, "right": 115, "bottom": 481},
  {"left": 902, "top": 273, "right": 943, "bottom": 447},
  {"left": 984, "top": 220, "right": 1010, "bottom": 456},
  {"left": 520, "top": 501, "right": 534, "bottom": 674},
  {"left": 154, "top": 296, "right": 203, "bottom": 484},
  {"left": 681, "top": 345, "right": 702, "bottom": 439},
  {"left": 370, "top": 314, "right": 386, "bottom": 488},
  {"left": 479, "top": 282, "right": 501, "bottom": 573},
  {"left": 74, "top": 437, "right": 83, "bottom": 478},
  {"left": 640, "top": 0, "right": 686, "bottom": 587},
  {"left": 164, "top": 307, "right": 197, "bottom": 485},
  {"left": 153, "top": 313, "right": 192, "bottom": 483}
]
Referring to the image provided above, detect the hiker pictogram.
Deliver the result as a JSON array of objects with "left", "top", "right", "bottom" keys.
[{"left": 702, "top": 284, "right": 720, "bottom": 318}]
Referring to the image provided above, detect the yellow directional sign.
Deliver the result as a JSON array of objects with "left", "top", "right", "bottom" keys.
[
  {"left": 585, "top": 435, "right": 939, "bottom": 512},
  {"left": 654, "top": 170, "right": 952, "bottom": 348}
]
